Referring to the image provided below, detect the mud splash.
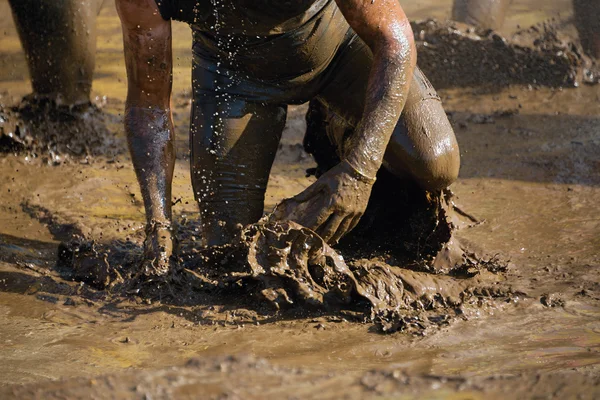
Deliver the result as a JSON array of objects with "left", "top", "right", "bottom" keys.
[
  {"left": 58, "top": 189, "right": 511, "bottom": 335},
  {"left": 413, "top": 19, "right": 599, "bottom": 88}
]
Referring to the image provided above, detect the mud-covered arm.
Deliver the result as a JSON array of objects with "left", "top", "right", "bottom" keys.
[
  {"left": 334, "top": 0, "right": 416, "bottom": 179},
  {"left": 116, "top": 0, "right": 174, "bottom": 226},
  {"left": 273, "top": 0, "right": 416, "bottom": 244}
]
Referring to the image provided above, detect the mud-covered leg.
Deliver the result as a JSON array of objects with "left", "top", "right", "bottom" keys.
[
  {"left": 573, "top": 0, "right": 600, "bottom": 59},
  {"left": 126, "top": 108, "right": 176, "bottom": 277},
  {"left": 308, "top": 35, "right": 459, "bottom": 255},
  {"left": 451, "top": 0, "right": 512, "bottom": 31},
  {"left": 382, "top": 67, "right": 460, "bottom": 192},
  {"left": 315, "top": 33, "right": 459, "bottom": 192},
  {"left": 8, "top": 0, "right": 103, "bottom": 106},
  {"left": 311, "top": 66, "right": 460, "bottom": 191},
  {"left": 190, "top": 94, "right": 286, "bottom": 247}
]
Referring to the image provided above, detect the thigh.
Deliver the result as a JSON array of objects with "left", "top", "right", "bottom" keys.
[
  {"left": 191, "top": 69, "right": 287, "bottom": 246},
  {"left": 316, "top": 36, "right": 460, "bottom": 191}
]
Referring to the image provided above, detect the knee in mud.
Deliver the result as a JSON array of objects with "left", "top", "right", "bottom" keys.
[{"left": 415, "top": 148, "right": 460, "bottom": 192}]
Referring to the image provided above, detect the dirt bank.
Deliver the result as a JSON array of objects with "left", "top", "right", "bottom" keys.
[
  {"left": 0, "top": 95, "right": 122, "bottom": 163},
  {"left": 413, "top": 19, "right": 599, "bottom": 89}
]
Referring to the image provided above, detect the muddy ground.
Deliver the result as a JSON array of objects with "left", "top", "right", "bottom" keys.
[{"left": 0, "top": 0, "right": 599, "bottom": 398}]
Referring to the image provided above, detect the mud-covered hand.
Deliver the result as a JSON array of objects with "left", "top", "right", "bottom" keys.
[{"left": 272, "top": 160, "right": 376, "bottom": 245}]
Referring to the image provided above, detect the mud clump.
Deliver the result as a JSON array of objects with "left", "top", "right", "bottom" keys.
[
  {"left": 58, "top": 240, "right": 125, "bottom": 290},
  {"left": 0, "top": 95, "right": 122, "bottom": 163},
  {"left": 540, "top": 293, "right": 565, "bottom": 308},
  {"left": 412, "top": 19, "right": 599, "bottom": 88},
  {"left": 209, "top": 219, "right": 512, "bottom": 334}
]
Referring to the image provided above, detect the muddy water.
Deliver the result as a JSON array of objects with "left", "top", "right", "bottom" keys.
[{"left": 1, "top": 0, "right": 600, "bottom": 397}]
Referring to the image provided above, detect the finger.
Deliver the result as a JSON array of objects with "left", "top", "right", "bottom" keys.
[
  {"left": 330, "top": 215, "right": 355, "bottom": 245},
  {"left": 317, "top": 213, "right": 345, "bottom": 244},
  {"left": 270, "top": 198, "right": 297, "bottom": 221},
  {"left": 290, "top": 182, "right": 322, "bottom": 203},
  {"left": 300, "top": 208, "right": 333, "bottom": 232},
  {"left": 347, "top": 214, "right": 363, "bottom": 233}
]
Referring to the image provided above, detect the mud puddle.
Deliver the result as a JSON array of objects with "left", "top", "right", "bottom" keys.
[
  {"left": 1, "top": 82, "right": 598, "bottom": 395},
  {"left": 0, "top": 0, "right": 599, "bottom": 397}
]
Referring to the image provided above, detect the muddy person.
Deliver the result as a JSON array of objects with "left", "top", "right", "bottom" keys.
[
  {"left": 8, "top": 0, "right": 105, "bottom": 110},
  {"left": 116, "top": 0, "right": 460, "bottom": 275},
  {"left": 452, "top": 0, "right": 600, "bottom": 58}
]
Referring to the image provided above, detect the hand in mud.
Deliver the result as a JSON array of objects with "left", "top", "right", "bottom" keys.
[
  {"left": 271, "top": 161, "right": 375, "bottom": 245},
  {"left": 141, "top": 222, "right": 176, "bottom": 277}
]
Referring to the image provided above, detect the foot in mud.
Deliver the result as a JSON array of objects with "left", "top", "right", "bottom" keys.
[
  {"left": 0, "top": 95, "right": 121, "bottom": 161},
  {"left": 140, "top": 221, "right": 177, "bottom": 278}
]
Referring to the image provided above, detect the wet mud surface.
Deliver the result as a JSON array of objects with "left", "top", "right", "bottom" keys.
[
  {"left": 3, "top": 354, "right": 600, "bottom": 400},
  {"left": 0, "top": 94, "right": 122, "bottom": 163},
  {"left": 0, "top": 0, "right": 600, "bottom": 397}
]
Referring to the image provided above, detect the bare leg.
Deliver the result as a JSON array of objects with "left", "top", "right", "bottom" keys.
[
  {"left": 451, "top": 0, "right": 512, "bottom": 31},
  {"left": 190, "top": 80, "right": 286, "bottom": 247},
  {"left": 8, "top": 0, "right": 103, "bottom": 106},
  {"left": 126, "top": 107, "right": 176, "bottom": 276}
]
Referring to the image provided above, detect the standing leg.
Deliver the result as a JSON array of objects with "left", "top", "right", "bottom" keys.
[
  {"left": 573, "top": 0, "right": 600, "bottom": 59},
  {"left": 315, "top": 36, "right": 460, "bottom": 193},
  {"left": 451, "top": 0, "right": 512, "bottom": 31},
  {"left": 8, "top": 0, "right": 103, "bottom": 106},
  {"left": 191, "top": 77, "right": 286, "bottom": 247}
]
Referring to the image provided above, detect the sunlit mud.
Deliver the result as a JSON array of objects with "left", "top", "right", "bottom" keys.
[
  {"left": 413, "top": 19, "right": 599, "bottom": 88},
  {"left": 0, "top": 0, "right": 599, "bottom": 398}
]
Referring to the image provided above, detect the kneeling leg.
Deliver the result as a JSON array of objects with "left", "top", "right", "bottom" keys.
[
  {"left": 382, "top": 67, "right": 460, "bottom": 192},
  {"left": 316, "top": 53, "right": 459, "bottom": 192},
  {"left": 190, "top": 95, "right": 286, "bottom": 247}
]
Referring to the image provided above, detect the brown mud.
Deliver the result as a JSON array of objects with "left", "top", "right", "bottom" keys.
[
  {"left": 0, "top": 0, "right": 599, "bottom": 398},
  {"left": 0, "top": 94, "right": 122, "bottom": 163},
  {"left": 413, "top": 18, "right": 599, "bottom": 89},
  {"left": 56, "top": 187, "right": 510, "bottom": 336},
  {"left": 3, "top": 354, "right": 600, "bottom": 400}
]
